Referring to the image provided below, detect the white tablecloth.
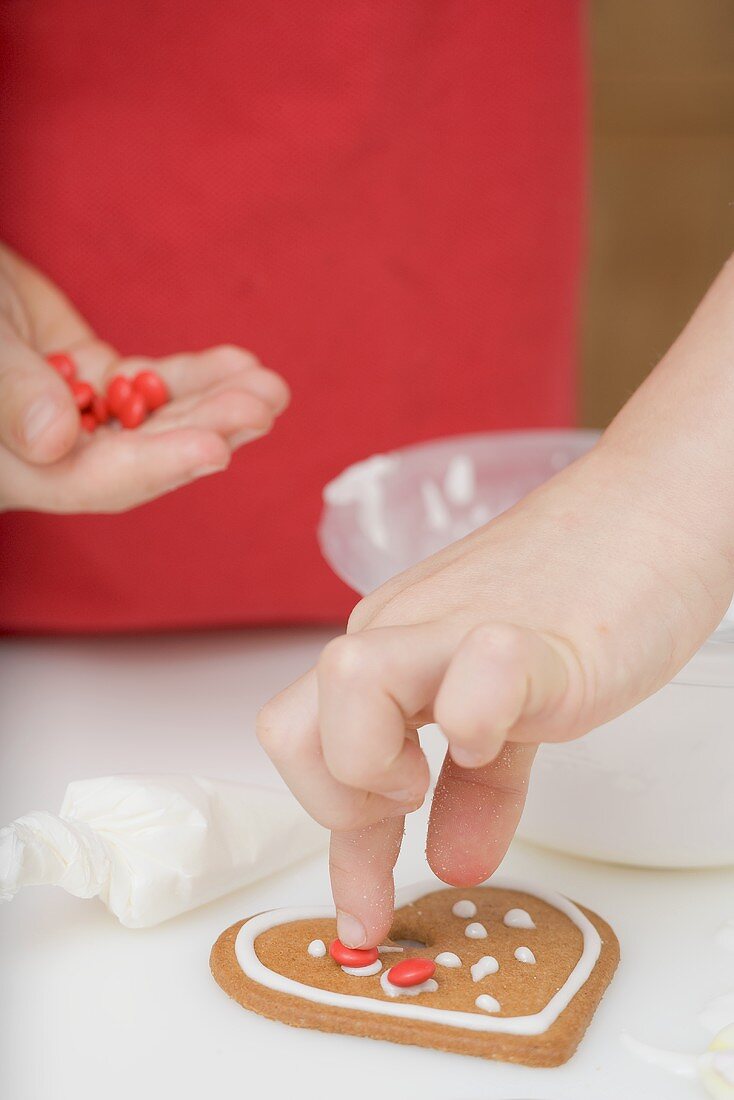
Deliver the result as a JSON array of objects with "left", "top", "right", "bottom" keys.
[{"left": 1, "top": 629, "right": 731, "bottom": 1100}]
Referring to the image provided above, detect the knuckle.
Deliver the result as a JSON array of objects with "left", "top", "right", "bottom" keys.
[
  {"left": 318, "top": 634, "right": 377, "bottom": 685},
  {"left": 468, "top": 622, "right": 528, "bottom": 664},
  {"left": 256, "top": 698, "right": 288, "bottom": 756}
]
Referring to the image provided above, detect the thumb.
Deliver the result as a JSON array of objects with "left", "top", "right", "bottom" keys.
[{"left": 0, "top": 332, "right": 80, "bottom": 463}]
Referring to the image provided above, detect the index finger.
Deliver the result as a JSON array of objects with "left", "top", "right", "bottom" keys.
[{"left": 329, "top": 816, "right": 405, "bottom": 948}]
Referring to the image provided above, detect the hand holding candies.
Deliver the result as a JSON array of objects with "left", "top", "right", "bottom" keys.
[{"left": 47, "top": 353, "right": 170, "bottom": 432}]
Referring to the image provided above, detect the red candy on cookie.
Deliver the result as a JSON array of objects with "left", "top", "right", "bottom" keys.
[
  {"left": 386, "top": 958, "right": 436, "bottom": 988},
  {"left": 132, "top": 370, "right": 169, "bottom": 411},
  {"left": 328, "top": 940, "right": 379, "bottom": 968}
]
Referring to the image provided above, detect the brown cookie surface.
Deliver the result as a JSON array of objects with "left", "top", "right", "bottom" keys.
[{"left": 210, "top": 884, "right": 619, "bottom": 1067}]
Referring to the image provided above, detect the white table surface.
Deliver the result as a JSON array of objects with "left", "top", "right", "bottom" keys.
[{"left": 1, "top": 628, "right": 732, "bottom": 1100}]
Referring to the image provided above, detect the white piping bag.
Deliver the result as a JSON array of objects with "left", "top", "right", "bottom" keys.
[{"left": 0, "top": 774, "right": 327, "bottom": 927}]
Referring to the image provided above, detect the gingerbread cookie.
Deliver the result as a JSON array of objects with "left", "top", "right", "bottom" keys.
[{"left": 210, "top": 880, "right": 619, "bottom": 1067}]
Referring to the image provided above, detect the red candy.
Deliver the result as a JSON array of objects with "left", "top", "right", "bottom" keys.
[
  {"left": 106, "top": 375, "right": 134, "bottom": 416},
  {"left": 386, "top": 958, "right": 436, "bottom": 988},
  {"left": 132, "top": 370, "right": 168, "bottom": 411},
  {"left": 47, "top": 352, "right": 76, "bottom": 382},
  {"left": 71, "top": 380, "right": 94, "bottom": 410},
  {"left": 91, "top": 394, "right": 110, "bottom": 425},
  {"left": 118, "top": 391, "right": 147, "bottom": 429},
  {"left": 80, "top": 412, "right": 97, "bottom": 433},
  {"left": 328, "top": 940, "right": 379, "bottom": 968}
]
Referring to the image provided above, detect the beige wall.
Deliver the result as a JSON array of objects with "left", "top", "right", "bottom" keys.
[{"left": 582, "top": 0, "right": 734, "bottom": 427}]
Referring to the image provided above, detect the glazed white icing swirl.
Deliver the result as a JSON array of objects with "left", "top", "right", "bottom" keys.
[{"left": 471, "top": 955, "right": 499, "bottom": 982}]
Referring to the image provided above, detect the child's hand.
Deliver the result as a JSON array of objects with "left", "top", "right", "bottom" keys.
[
  {"left": 258, "top": 256, "right": 734, "bottom": 951},
  {"left": 0, "top": 245, "right": 289, "bottom": 512}
]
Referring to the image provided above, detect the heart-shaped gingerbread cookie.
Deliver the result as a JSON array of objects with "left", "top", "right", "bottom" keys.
[{"left": 210, "top": 880, "right": 619, "bottom": 1067}]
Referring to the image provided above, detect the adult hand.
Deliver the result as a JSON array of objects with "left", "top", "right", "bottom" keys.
[{"left": 0, "top": 244, "right": 289, "bottom": 512}]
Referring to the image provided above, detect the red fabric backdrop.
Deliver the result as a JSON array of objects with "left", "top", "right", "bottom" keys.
[{"left": 0, "top": 1, "right": 586, "bottom": 633}]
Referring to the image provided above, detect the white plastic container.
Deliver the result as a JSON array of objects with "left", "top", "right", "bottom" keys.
[
  {"left": 320, "top": 431, "right": 734, "bottom": 868},
  {"left": 520, "top": 627, "right": 734, "bottom": 868}
]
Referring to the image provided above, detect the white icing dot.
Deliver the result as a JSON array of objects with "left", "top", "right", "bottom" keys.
[
  {"left": 435, "top": 952, "right": 462, "bottom": 968},
  {"left": 471, "top": 955, "right": 499, "bottom": 982},
  {"left": 475, "top": 994, "right": 501, "bottom": 1014},
  {"left": 452, "top": 899, "right": 478, "bottom": 918},
  {"left": 504, "top": 908, "right": 536, "bottom": 930},
  {"left": 464, "top": 922, "right": 488, "bottom": 939},
  {"left": 515, "top": 946, "right": 536, "bottom": 964},
  {"left": 307, "top": 939, "right": 326, "bottom": 957},
  {"left": 380, "top": 971, "right": 439, "bottom": 998},
  {"left": 341, "top": 959, "right": 382, "bottom": 976}
]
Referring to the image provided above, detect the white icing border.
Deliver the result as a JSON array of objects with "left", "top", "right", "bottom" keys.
[{"left": 234, "top": 878, "right": 602, "bottom": 1037}]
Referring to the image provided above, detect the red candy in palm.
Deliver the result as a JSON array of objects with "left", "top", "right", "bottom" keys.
[{"left": 132, "top": 370, "right": 168, "bottom": 411}]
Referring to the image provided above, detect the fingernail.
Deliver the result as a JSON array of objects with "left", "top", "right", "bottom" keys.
[
  {"left": 383, "top": 788, "right": 413, "bottom": 803},
  {"left": 22, "top": 397, "right": 63, "bottom": 446},
  {"left": 191, "top": 463, "right": 227, "bottom": 480},
  {"left": 228, "top": 426, "right": 270, "bottom": 448},
  {"left": 336, "top": 911, "right": 366, "bottom": 948},
  {"left": 451, "top": 747, "right": 485, "bottom": 769}
]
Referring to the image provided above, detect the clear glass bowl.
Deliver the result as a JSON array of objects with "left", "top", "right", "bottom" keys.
[{"left": 320, "top": 431, "right": 734, "bottom": 868}]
